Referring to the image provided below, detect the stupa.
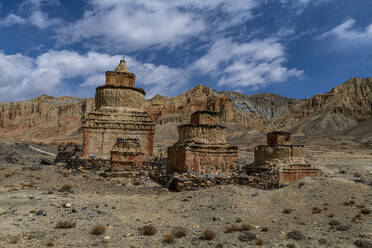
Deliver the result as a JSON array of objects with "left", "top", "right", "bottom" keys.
[
  {"left": 167, "top": 111, "right": 239, "bottom": 175},
  {"left": 81, "top": 60, "right": 155, "bottom": 160},
  {"left": 246, "top": 131, "right": 319, "bottom": 184}
]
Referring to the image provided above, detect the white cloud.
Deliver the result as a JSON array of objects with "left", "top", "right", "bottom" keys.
[
  {"left": 0, "top": 0, "right": 61, "bottom": 29},
  {"left": 0, "top": 50, "right": 187, "bottom": 101},
  {"left": 191, "top": 38, "right": 303, "bottom": 89},
  {"left": 56, "top": 0, "right": 258, "bottom": 51},
  {"left": 0, "top": 14, "right": 26, "bottom": 26},
  {"left": 320, "top": 18, "right": 372, "bottom": 42}
]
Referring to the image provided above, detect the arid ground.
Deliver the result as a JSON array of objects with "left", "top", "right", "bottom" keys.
[{"left": 0, "top": 140, "right": 371, "bottom": 248}]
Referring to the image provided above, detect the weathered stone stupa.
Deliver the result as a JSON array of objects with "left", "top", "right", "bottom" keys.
[
  {"left": 167, "top": 111, "right": 238, "bottom": 175},
  {"left": 81, "top": 60, "right": 155, "bottom": 160},
  {"left": 246, "top": 131, "right": 318, "bottom": 184}
]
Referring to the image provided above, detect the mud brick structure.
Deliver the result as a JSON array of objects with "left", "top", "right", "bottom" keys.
[
  {"left": 81, "top": 60, "right": 155, "bottom": 160},
  {"left": 110, "top": 138, "right": 144, "bottom": 176},
  {"left": 246, "top": 131, "right": 318, "bottom": 184},
  {"left": 167, "top": 111, "right": 238, "bottom": 175}
]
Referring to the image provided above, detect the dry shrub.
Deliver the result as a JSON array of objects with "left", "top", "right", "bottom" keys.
[
  {"left": 162, "top": 233, "right": 176, "bottom": 244},
  {"left": 200, "top": 229, "right": 216, "bottom": 240},
  {"left": 9, "top": 235, "right": 20, "bottom": 244},
  {"left": 287, "top": 244, "right": 296, "bottom": 248},
  {"left": 327, "top": 213, "right": 334, "bottom": 218},
  {"left": 62, "top": 172, "right": 69, "bottom": 177},
  {"left": 55, "top": 221, "right": 76, "bottom": 229},
  {"left": 60, "top": 184, "right": 72, "bottom": 192},
  {"left": 238, "top": 232, "right": 256, "bottom": 242},
  {"left": 354, "top": 239, "right": 372, "bottom": 248},
  {"left": 240, "top": 223, "right": 252, "bottom": 231},
  {"left": 329, "top": 220, "right": 341, "bottom": 226},
  {"left": 5, "top": 172, "right": 15, "bottom": 178},
  {"left": 255, "top": 238, "right": 264, "bottom": 245},
  {"left": 356, "top": 204, "right": 365, "bottom": 209},
  {"left": 336, "top": 224, "right": 350, "bottom": 231},
  {"left": 142, "top": 225, "right": 156, "bottom": 236},
  {"left": 91, "top": 224, "right": 105, "bottom": 235},
  {"left": 344, "top": 200, "right": 355, "bottom": 206},
  {"left": 46, "top": 239, "right": 54, "bottom": 246},
  {"left": 225, "top": 224, "right": 241, "bottom": 233},
  {"left": 171, "top": 227, "right": 187, "bottom": 238},
  {"left": 261, "top": 227, "right": 269, "bottom": 232},
  {"left": 352, "top": 214, "right": 362, "bottom": 222},
  {"left": 282, "top": 208, "right": 292, "bottom": 214},
  {"left": 287, "top": 230, "right": 305, "bottom": 240},
  {"left": 318, "top": 238, "right": 327, "bottom": 245},
  {"left": 360, "top": 208, "right": 371, "bottom": 215},
  {"left": 235, "top": 218, "right": 242, "bottom": 223},
  {"left": 312, "top": 207, "right": 322, "bottom": 214},
  {"left": 35, "top": 176, "right": 41, "bottom": 180}
]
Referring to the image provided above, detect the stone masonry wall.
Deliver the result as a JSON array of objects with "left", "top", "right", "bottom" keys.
[
  {"left": 95, "top": 87, "right": 145, "bottom": 111},
  {"left": 178, "top": 125, "right": 227, "bottom": 145}
]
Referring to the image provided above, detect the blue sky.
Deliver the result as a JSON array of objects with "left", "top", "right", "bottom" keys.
[{"left": 0, "top": 0, "right": 371, "bottom": 102}]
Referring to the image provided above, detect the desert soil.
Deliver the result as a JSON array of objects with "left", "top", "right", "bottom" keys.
[{"left": 0, "top": 140, "right": 371, "bottom": 248}]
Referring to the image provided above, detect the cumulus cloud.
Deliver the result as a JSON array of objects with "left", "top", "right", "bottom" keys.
[
  {"left": 0, "top": 50, "right": 187, "bottom": 102},
  {"left": 56, "top": 0, "right": 258, "bottom": 51},
  {"left": 191, "top": 38, "right": 303, "bottom": 89},
  {"left": 319, "top": 18, "right": 372, "bottom": 42}
]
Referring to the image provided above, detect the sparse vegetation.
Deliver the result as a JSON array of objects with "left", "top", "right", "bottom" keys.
[
  {"left": 238, "top": 232, "right": 256, "bottom": 242},
  {"left": 261, "top": 227, "right": 269, "bottom": 232},
  {"left": 360, "top": 208, "right": 371, "bottom": 215},
  {"left": 46, "top": 239, "right": 54, "bottom": 246},
  {"left": 282, "top": 208, "right": 292, "bottom": 214},
  {"left": 59, "top": 184, "right": 72, "bottom": 192},
  {"left": 225, "top": 223, "right": 251, "bottom": 233},
  {"left": 9, "top": 235, "right": 20, "bottom": 244},
  {"left": 200, "top": 229, "right": 216, "bottom": 240},
  {"left": 255, "top": 238, "right": 264, "bottom": 245},
  {"left": 171, "top": 227, "right": 187, "bottom": 238},
  {"left": 312, "top": 207, "right": 322, "bottom": 214},
  {"left": 162, "top": 233, "right": 176, "bottom": 244},
  {"left": 329, "top": 220, "right": 341, "bottom": 226},
  {"left": 91, "top": 224, "right": 105, "bottom": 235},
  {"left": 55, "top": 221, "right": 76, "bottom": 229},
  {"left": 344, "top": 200, "right": 355, "bottom": 206},
  {"left": 287, "top": 230, "right": 305, "bottom": 240},
  {"left": 142, "top": 225, "right": 156, "bottom": 236}
]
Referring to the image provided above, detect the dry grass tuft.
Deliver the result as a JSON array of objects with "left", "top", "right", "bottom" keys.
[
  {"left": 261, "top": 227, "right": 269, "bottom": 232},
  {"left": 91, "top": 224, "right": 106, "bottom": 235},
  {"left": 142, "top": 225, "right": 156, "bottom": 236},
  {"left": 162, "top": 233, "right": 176, "bottom": 244},
  {"left": 312, "top": 207, "right": 322, "bottom": 214},
  {"left": 5, "top": 172, "right": 15, "bottom": 178},
  {"left": 360, "top": 208, "right": 371, "bottom": 215},
  {"left": 344, "top": 200, "right": 355, "bottom": 206},
  {"left": 171, "top": 227, "right": 187, "bottom": 238},
  {"left": 46, "top": 239, "right": 54, "bottom": 246},
  {"left": 62, "top": 172, "right": 69, "bottom": 177},
  {"left": 200, "top": 229, "right": 216, "bottom": 240},
  {"left": 225, "top": 224, "right": 241, "bottom": 233},
  {"left": 238, "top": 232, "right": 256, "bottom": 242},
  {"left": 55, "top": 221, "right": 76, "bottom": 229},
  {"left": 240, "top": 223, "right": 252, "bottom": 231},
  {"left": 287, "top": 230, "right": 305, "bottom": 240},
  {"left": 255, "top": 238, "right": 264, "bottom": 245},
  {"left": 336, "top": 224, "right": 350, "bottom": 231},
  {"left": 327, "top": 213, "right": 334, "bottom": 218},
  {"left": 282, "top": 208, "right": 292, "bottom": 214},
  {"left": 329, "top": 220, "right": 341, "bottom": 226},
  {"left": 60, "top": 184, "right": 72, "bottom": 192},
  {"left": 235, "top": 217, "right": 242, "bottom": 223},
  {"left": 352, "top": 214, "right": 362, "bottom": 222},
  {"left": 9, "top": 235, "right": 20, "bottom": 244},
  {"left": 287, "top": 244, "right": 296, "bottom": 248}
]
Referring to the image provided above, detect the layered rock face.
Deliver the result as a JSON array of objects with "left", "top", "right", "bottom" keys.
[
  {"left": 81, "top": 60, "right": 155, "bottom": 160},
  {"left": 0, "top": 95, "right": 94, "bottom": 143},
  {"left": 246, "top": 132, "right": 318, "bottom": 184},
  {"left": 167, "top": 111, "right": 238, "bottom": 175}
]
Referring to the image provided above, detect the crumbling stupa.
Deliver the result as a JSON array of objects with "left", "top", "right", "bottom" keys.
[
  {"left": 246, "top": 131, "right": 318, "bottom": 184},
  {"left": 167, "top": 111, "right": 238, "bottom": 175},
  {"left": 81, "top": 60, "right": 155, "bottom": 160}
]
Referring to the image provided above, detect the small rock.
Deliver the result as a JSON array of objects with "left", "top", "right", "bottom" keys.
[
  {"left": 103, "top": 236, "right": 110, "bottom": 243},
  {"left": 35, "top": 210, "right": 44, "bottom": 216},
  {"left": 64, "top": 203, "right": 72, "bottom": 208},
  {"left": 40, "top": 159, "right": 53, "bottom": 165}
]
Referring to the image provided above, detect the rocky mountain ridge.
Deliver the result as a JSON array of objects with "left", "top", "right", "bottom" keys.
[{"left": 0, "top": 77, "right": 371, "bottom": 144}]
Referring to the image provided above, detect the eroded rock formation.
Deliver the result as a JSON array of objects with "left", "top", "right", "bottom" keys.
[
  {"left": 246, "top": 131, "right": 318, "bottom": 184},
  {"left": 167, "top": 111, "right": 238, "bottom": 175},
  {"left": 81, "top": 60, "right": 155, "bottom": 160}
]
